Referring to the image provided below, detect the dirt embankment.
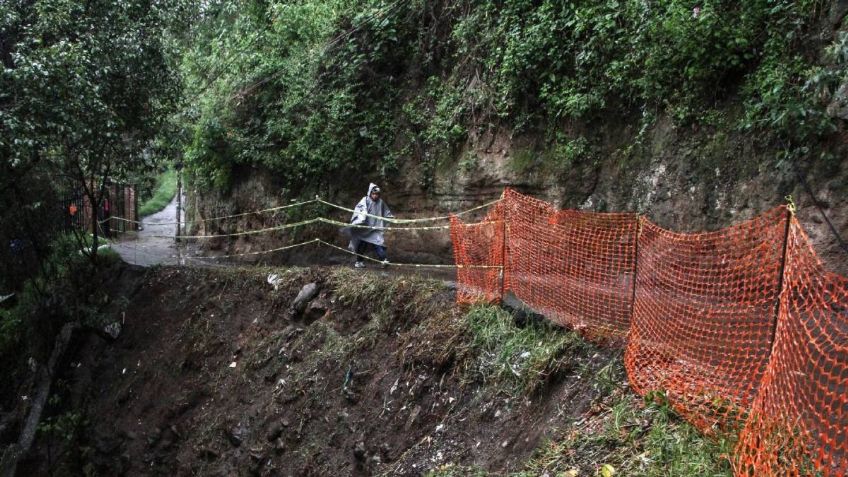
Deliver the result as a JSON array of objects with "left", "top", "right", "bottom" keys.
[{"left": 18, "top": 265, "right": 729, "bottom": 476}]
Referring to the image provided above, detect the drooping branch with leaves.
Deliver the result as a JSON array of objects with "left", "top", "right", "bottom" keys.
[{"left": 1, "top": 0, "right": 187, "bottom": 264}]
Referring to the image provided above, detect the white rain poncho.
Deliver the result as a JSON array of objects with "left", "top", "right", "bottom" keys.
[{"left": 348, "top": 183, "right": 394, "bottom": 247}]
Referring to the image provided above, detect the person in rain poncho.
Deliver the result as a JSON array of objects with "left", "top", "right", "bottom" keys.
[{"left": 348, "top": 183, "right": 394, "bottom": 268}]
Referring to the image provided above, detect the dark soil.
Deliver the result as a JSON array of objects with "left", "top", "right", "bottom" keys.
[{"left": 18, "top": 264, "right": 618, "bottom": 476}]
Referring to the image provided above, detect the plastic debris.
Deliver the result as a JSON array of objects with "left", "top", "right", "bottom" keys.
[
  {"left": 267, "top": 273, "right": 283, "bottom": 291},
  {"left": 104, "top": 322, "right": 122, "bottom": 339}
]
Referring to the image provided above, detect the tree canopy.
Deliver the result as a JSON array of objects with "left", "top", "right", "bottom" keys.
[
  {"left": 179, "top": 0, "right": 843, "bottom": 195},
  {"left": 1, "top": 0, "right": 188, "bottom": 282}
]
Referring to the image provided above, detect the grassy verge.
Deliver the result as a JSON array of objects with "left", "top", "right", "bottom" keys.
[
  {"left": 519, "top": 391, "right": 735, "bottom": 476},
  {"left": 428, "top": 304, "right": 733, "bottom": 477},
  {"left": 466, "top": 305, "right": 588, "bottom": 395},
  {"left": 81, "top": 232, "right": 122, "bottom": 262},
  {"left": 138, "top": 169, "right": 177, "bottom": 217}
]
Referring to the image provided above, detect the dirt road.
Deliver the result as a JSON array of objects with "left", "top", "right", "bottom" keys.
[{"left": 111, "top": 194, "right": 188, "bottom": 267}]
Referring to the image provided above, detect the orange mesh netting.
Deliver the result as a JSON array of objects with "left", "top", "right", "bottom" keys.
[
  {"left": 735, "top": 217, "right": 848, "bottom": 476},
  {"left": 450, "top": 203, "right": 504, "bottom": 304},
  {"left": 625, "top": 207, "right": 789, "bottom": 431},
  {"left": 500, "top": 188, "right": 557, "bottom": 294},
  {"left": 500, "top": 189, "right": 638, "bottom": 341},
  {"left": 449, "top": 187, "right": 848, "bottom": 475}
]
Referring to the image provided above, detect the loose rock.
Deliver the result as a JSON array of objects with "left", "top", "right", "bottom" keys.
[
  {"left": 266, "top": 421, "right": 284, "bottom": 441},
  {"left": 290, "top": 283, "right": 319, "bottom": 315},
  {"left": 304, "top": 297, "right": 329, "bottom": 322},
  {"left": 226, "top": 423, "right": 247, "bottom": 447},
  {"left": 353, "top": 441, "right": 366, "bottom": 461}
]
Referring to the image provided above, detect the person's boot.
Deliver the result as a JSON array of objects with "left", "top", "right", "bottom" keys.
[{"left": 354, "top": 261, "right": 365, "bottom": 268}]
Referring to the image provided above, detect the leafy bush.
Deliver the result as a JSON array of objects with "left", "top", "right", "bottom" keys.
[
  {"left": 180, "top": 0, "right": 835, "bottom": 192},
  {"left": 0, "top": 232, "right": 122, "bottom": 407},
  {"left": 139, "top": 169, "right": 178, "bottom": 217},
  {"left": 741, "top": 28, "right": 845, "bottom": 146}
]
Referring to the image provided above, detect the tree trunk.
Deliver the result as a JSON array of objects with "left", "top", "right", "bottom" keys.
[
  {"left": 91, "top": 197, "right": 99, "bottom": 263},
  {"left": 0, "top": 322, "right": 80, "bottom": 477}
]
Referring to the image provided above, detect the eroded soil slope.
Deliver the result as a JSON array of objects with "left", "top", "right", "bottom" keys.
[{"left": 21, "top": 265, "right": 730, "bottom": 476}]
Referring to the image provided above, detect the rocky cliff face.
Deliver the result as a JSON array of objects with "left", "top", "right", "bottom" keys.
[{"left": 189, "top": 112, "right": 848, "bottom": 275}]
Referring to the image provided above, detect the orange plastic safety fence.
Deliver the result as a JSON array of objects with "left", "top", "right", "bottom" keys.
[
  {"left": 500, "top": 189, "right": 638, "bottom": 342},
  {"left": 500, "top": 188, "right": 557, "bottom": 294},
  {"left": 735, "top": 217, "right": 848, "bottom": 476},
  {"left": 450, "top": 189, "right": 848, "bottom": 475},
  {"left": 449, "top": 204, "right": 505, "bottom": 304},
  {"left": 625, "top": 207, "right": 789, "bottom": 432}
]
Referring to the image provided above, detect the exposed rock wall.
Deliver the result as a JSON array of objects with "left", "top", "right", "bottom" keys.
[{"left": 190, "top": 116, "right": 848, "bottom": 274}]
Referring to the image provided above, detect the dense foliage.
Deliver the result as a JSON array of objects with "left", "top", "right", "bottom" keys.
[
  {"left": 181, "top": 0, "right": 842, "bottom": 193},
  {"left": 0, "top": 0, "right": 187, "bottom": 400},
  {"left": 1, "top": 0, "right": 187, "bottom": 270},
  {"left": 138, "top": 168, "right": 178, "bottom": 217}
]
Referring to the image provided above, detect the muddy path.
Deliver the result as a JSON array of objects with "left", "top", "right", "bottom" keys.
[
  {"left": 109, "top": 199, "right": 460, "bottom": 287},
  {"left": 111, "top": 194, "right": 190, "bottom": 267}
]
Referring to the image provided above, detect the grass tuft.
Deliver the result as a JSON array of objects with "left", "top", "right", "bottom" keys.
[
  {"left": 520, "top": 389, "right": 735, "bottom": 477},
  {"left": 465, "top": 305, "right": 588, "bottom": 395},
  {"left": 328, "top": 268, "right": 445, "bottom": 327}
]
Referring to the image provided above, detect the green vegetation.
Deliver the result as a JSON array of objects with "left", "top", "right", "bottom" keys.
[
  {"left": 0, "top": 233, "right": 122, "bottom": 407},
  {"left": 510, "top": 136, "right": 593, "bottom": 176},
  {"left": 465, "top": 305, "right": 587, "bottom": 394},
  {"left": 328, "top": 275, "right": 583, "bottom": 396},
  {"left": 330, "top": 268, "right": 445, "bottom": 320},
  {"left": 7, "top": 0, "right": 833, "bottom": 264},
  {"left": 139, "top": 169, "right": 178, "bottom": 217},
  {"left": 517, "top": 393, "right": 734, "bottom": 476},
  {"left": 180, "top": 0, "right": 840, "bottom": 192},
  {"left": 426, "top": 312, "right": 734, "bottom": 477},
  {"left": 1, "top": 0, "right": 186, "bottom": 414},
  {"left": 1, "top": 0, "right": 187, "bottom": 274}
]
